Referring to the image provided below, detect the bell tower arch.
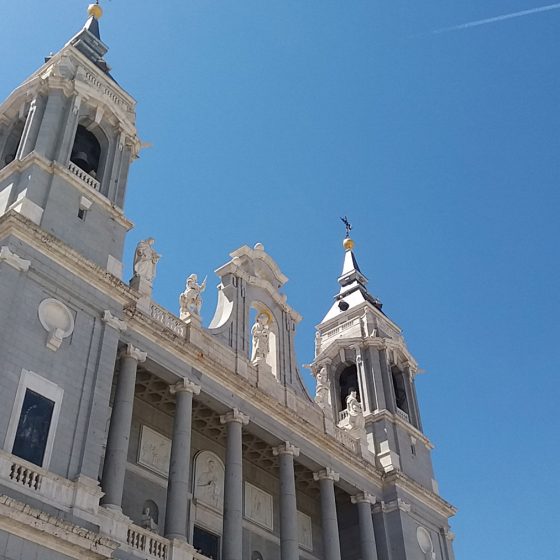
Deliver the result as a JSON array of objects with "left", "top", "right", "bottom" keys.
[{"left": 0, "top": 5, "right": 140, "bottom": 274}]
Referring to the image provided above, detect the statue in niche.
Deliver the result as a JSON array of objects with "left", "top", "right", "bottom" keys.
[
  {"left": 195, "top": 456, "right": 224, "bottom": 510},
  {"left": 133, "top": 238, "right": 160, "bottom": 283},
  {"left": 140, "top": 504, "right": 159, "bottom": 533},
  {"left": 315, "top": 366, "right": 330, "bottom": 407},
  {"left": 179, "top": 274, "right": 207, "bottom": 319},
  {"left": 251, "top": 313, "right": 270, "bottom": 363}
]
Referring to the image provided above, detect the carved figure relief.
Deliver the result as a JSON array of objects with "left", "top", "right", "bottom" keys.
[
  {"left": 194, "top": 451, "right": 225, "bottom": 511},
  {"left": 179, "top": 274, "right": 207, "bottom": 319},
  {"left": 138, "top": 425, "right": 171, "bottom": 477},
  {"left": 251, "top": 313, "right": 270, "bottom": 363},
  {"left": 244, "top": 482, "right": 273, "bottom": 530},
  {"left": 298, "top": 511, "right": 313, "bottom": 551}
]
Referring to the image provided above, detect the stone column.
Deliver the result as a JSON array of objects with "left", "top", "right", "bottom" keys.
[
  {"left": 272, "top": 442, "right": 300, "bottom": 560},
  {"left": 164, "top": 379, "right": 200, "bottom": 540},
  {"left": 351, "top": 492, "right": 378, "bottom": 560},
  {"left": 313, "top": 468, "right": 341, "bottom": 560},
  {"left": 220, "top": 409, "right": 249, "bottom": 560},
  {"left": 101, "top": 344, "right": 146, "bottom": 510}
]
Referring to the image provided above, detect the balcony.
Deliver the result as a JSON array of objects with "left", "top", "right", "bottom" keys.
[
  {"left": 67, "top": 161, "right": 101, "bottom": 191},
  {"left": 396, "top": 407, "right": 409, "bottom": 422}
]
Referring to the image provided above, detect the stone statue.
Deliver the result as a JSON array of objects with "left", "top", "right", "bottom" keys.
[
  {"left": 179, "top": 274, "right": 207, "bottom": 319},
  {"left": 345, "top": 389, "right": 364, "bottom": 430},
  {"left": 133, "top": 238, "right": 159, "bottom": 283},
  {"left": 140, "top": 505, "right": 158, "bottom": 532},
  {"left": 251, "top": 313, "right": 270, "bottom": 363},
  {"left": 315, "top": 366, "right": 330, "bottom": 407},
  {"left": 346, "top": 389, "right": 362, "bottom": 416}
]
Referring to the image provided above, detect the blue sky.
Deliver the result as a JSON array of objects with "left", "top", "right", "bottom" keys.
[{"left": 2, "top": 2, "right": 559, "bottom": 558}]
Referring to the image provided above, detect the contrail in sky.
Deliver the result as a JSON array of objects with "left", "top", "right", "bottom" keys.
[{"left": 433, "top": 2, "right": 560, "bottom": 34}]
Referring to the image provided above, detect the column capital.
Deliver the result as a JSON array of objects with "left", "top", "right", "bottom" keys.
[
  {"left": 272, "top": 441, "right": 300, "bottom": 457},
  {"left": 102, "top": 310, "right": 127, "bottom": 332},
  {"left": 120, "top": 344, "right": 146, "bottom": 363},
  {"left": 220, "top": 408, "right": 249, "bottom": 425},
  {"left": 351, "top": 491, "right": 376, "bottom": 505},
  {"left": 169, "top": 378, "right": 200, "bottom": 395},
  {"left": 313, "top": 467, "right": 339, "bottom": 482}
]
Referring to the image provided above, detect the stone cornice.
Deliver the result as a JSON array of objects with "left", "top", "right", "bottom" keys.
[
  {"left": 0, "top": 494, "right": 118, "bottom": 559},
  {"left": 364, "top": 409, "right": 434, "bottom": 450},
  {"left": 383, "top": 471, "right": 457, "bottom": 518},
  {"left": 0, "top": 212, "right": 134, "bottom": 306},
  {"left": 0, "top": 153, "right": 134, "bottom": 231}
]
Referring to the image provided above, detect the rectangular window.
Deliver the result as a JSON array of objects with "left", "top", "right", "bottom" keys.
[
  {"left": 4, "top": 370, "right": 64, "bottom": 469},
  {"left": 11, "top": 389, "right": 55, "bottom": 467},
  {"left": 193, "top": 526, "right": 220, "bottom": 560}
]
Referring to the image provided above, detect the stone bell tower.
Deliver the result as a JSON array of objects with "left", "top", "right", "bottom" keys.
[
  {"left": 311, "top": 232, "right": 440, "bottom": 491},
  {"left": 0, "top": 3, "right": 139, "bottom": 276}
]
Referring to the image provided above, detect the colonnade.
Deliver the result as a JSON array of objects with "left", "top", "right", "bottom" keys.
[{"left": 100, "top": 345, "right": 379, "bottom": 559}]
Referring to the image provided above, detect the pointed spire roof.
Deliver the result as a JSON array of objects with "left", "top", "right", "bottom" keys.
[
  {"left": 321, "top": 234, "right": 382, "bottom": 323},
  {"left": 68, "top": 3, "right": 111, "bottom": 74}
]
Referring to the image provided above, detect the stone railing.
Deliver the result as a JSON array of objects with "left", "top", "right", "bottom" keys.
[
  {"left": 0, "top": 450, "right": 102, "bottom": 516},
  {"left": 338, "top": 409, "right": 349, "bottom": 423},
  {"left": 396, "top": 408, "right": 409, "bottom": 422},
  {"left": 150, "top": 303, "right": 187, "bottom": 338},
  {"left": 334, "top": 426, "right": 360, "bottom": 455},
  {"left": 127, "top": 525, "right": 168, "bottom": 559},
  {"left": 68, "top": 161, "right": 101, "bottom": 191},
  {"left": 323, "top": 317, "right": 359, "bottom": 339}
]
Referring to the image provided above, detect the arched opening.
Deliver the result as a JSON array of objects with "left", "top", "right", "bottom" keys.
[
  {"left": 70, "top": 124, "right": 101, "bottom": 177},
  {"left": 339, "top": 363, "right": 360, "bottom": 411},
  {"left": 391, "top": 366, "right": 408, "bottom": 415},
  {"left": 1, "top": 120, "right": 25, "bottom": 168}
]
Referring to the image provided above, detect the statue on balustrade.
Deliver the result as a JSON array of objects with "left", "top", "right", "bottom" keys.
[
  {"left": 345, "top": 389, "right": 365, "bottom": 430},
  {"left": 315, "top": 366, "right": 331, "bottom": 408},
  {"left": 180, "top": 273, "right": 207, "bottom": 319},
  {"left": 251, "top": 312, "right": 270, "bottom": 364}
]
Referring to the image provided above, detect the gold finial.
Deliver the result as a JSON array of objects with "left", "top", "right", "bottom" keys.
[
  {"left": 340, "top": 216, "right": 354, "bottom": 250},
  {"left": 87, "top": 2, "right": 103, "bottom": 19}
]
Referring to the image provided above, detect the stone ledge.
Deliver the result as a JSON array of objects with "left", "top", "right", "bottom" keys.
[{"left": 0, "top": 494, "right": 118, "bottom": 559}]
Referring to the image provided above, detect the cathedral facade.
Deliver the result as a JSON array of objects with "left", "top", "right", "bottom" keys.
[{"left": 0, "top": 6, "right": 455, "bottom": 560}]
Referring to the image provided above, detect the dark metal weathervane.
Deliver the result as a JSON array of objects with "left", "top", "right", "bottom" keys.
[{"left": 340, "top": 216, "right": 352, "bottom": 238}]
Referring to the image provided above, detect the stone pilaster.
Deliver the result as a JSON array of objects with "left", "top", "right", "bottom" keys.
[
  {"left": 164, "top": 379, "right": 200, "bottom": 540},
  {"left": 272, "top": 442, "right": 300, "bottom": 560},
  {"left": 220, "top": 409, "right": 249, "bottom": 560},
  {"left": 313, "top": 468, "right": 341, "bottom": 560},
  {"left": 101, "top": 344, "right": 146, "bottom": 510}
]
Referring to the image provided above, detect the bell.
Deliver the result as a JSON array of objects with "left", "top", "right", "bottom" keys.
[{"left": 72, "top": 151, "right": 91, "bottom": 173}]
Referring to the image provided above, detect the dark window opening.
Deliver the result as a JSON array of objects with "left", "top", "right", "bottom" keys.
[
  {"left": 391, "top": 367, "right": 408, "bottom": 414},
  {"left": 77, "top": 208, "right": 87, "bottom": 221},
  {"left": 339, "top": 364, "right": 360, "bottom": 410},
  {"left": 70, "top": 125, "right": 101, "bottom": 177},
  {"left": 252, "top": 552, "right": 264, "bottom": 560},
  {"left": 193, "top": 526, "right": 220, "bottom": 560},
  {"left": 12, "top": 389, "right": 55, "bottom": 467},
  {"left": 2, "top": 120, "right": 25, "bottom": 167}
]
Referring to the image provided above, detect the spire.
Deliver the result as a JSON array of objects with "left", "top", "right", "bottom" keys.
[
  {"left": 321, "top": 223, "right": 382, "bottom": 322},
  {"left": 68, "top": 3, "right": 110, "bottom": 74}
]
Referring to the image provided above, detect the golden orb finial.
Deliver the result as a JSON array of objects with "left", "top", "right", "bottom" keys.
[
  {"left": 343, "top": 237, "right": 355, "bottom": 251},
  {"left": 87, "top": 2, "right": 103, "bottom": 19}
]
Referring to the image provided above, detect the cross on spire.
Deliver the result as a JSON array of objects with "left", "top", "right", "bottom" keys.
[{"left": 340, "top": 216, "right": 352, "bottom": 238}]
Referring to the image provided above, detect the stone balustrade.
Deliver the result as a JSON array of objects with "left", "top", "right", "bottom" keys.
[
  {"left": 396, "top": 408, "right": 409, "bottom": 422},
  {"left": 0, "top": 449, "right": 102, "bottom": 517},
  {"left": 150, "top": 303, "right": 187, "bottom": 338},
  {"left": 67, "top": 161, "right": 101, "bottom": 191}
]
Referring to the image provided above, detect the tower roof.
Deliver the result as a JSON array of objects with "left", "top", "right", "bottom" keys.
[
  {"left": 67, "top": 3, "right": 111, "bottom": 74},
  {"left": 321, "top": 235, "right": 383, "bottom": 323}
]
